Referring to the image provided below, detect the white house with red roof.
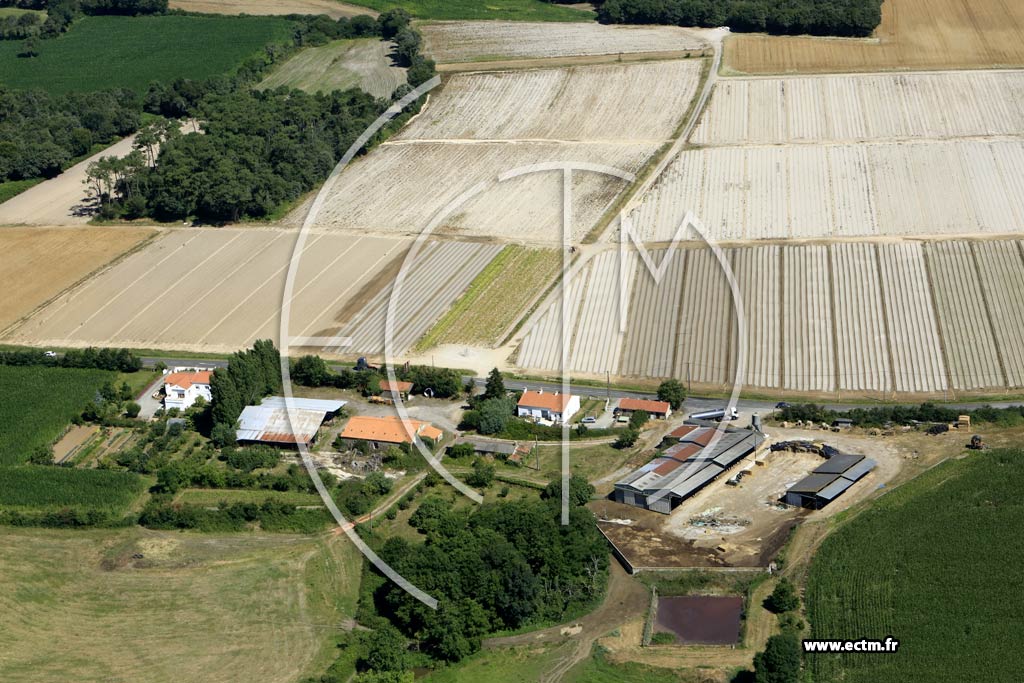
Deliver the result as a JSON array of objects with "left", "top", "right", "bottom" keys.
[
  {"left": 516, "top": 389, "right": 580, "bottom": 423},
  {"left": 163, "top": 370, "right": 212, "bottom": 411}
]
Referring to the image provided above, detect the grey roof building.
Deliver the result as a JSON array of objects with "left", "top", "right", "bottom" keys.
[
  {"left": 612, "top": 424, "right": 765, "bottom": 514},
  {"left": 784, "top": 453, "right": 876, "bottom": 509}
]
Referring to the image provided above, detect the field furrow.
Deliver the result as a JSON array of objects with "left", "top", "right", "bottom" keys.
[
  {"left": 674, "top": 248, "right": 734, "bottom": 386},
  {"left": 973, "top": 241, "right": 1024, "bottom": 386},
  {"left": 831, "top": 243, "right": 891, "bottom": 392},
  {"left": 927, "top": 242, "right": 1005, "bottom": 389},
  {"left": 570, "top": 250, "right": 636, "bottom": 375},
  {"left": 516, "top": 261, "right": 590, "bottom": 371},
  {"left": 731, "top": 246, "right": 780, "bottom": 388},
  {"left": 782, "top": 246, "right": 834, "bottom": 393},
  {"left": 620, "top": 249, "right": 687, "bottom": 378}
]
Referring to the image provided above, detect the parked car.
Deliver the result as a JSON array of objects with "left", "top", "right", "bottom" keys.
[
  {"left": 44, "top": 350, "right": 57, "bottom": 358},
  {"left": 775, "top": 401, "right": 791, "bottom": 409},
  {"left": 581, "top": 416, "right": 597, "bottom": 424}
]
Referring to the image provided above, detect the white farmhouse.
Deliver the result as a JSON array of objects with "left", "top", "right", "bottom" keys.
[
  {"left": 163, "top": 370, "right": 212, "bottom": 411},
  {"left": 516, "top": 390, "right": 580, "bottom": 424}
]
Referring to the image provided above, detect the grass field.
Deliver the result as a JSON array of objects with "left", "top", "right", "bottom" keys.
[
  {"left": 805, "top": 449, "right": 1024, "bottom": 682},
  {"left": 0, "top": 7, "right": 44, "bottom": 18},
  {"left": 0, "top": 179, "right": 44, "bottom": 206},
  {"left": 175, "top": 487, "right": 324, "bottom": 507},
  {"left": 0, "top": 366, "right": 115, "bottom": 465},
  {"left": 416, "top": 246, "right": 562, "bottom": 349},
  {"left": 345, "top": 0, "right": 592, "bottom": 21},
  {"left": 725, "top": 0, "right": 1024, "bottom": 73},
  {"left": 0, "top": 527, "right": 361, "bottom": 683},
  {"left": 259, "top": 37, "right": 405, "bottom": 99},
  {"left": 0, "top": 466, "right": 145, "bottom": 513},
  {"left": 0, "top": 14, "right": 293, "bottom": 94}
]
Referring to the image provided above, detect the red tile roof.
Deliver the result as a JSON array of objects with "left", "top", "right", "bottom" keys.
[
  {"left": 340, "top": 416, "right": 441, "bottom": 444},
  {"left": 380, "top": 380, "right": 413, "bottom": 393},
  {"left": 164, "top": 371, "right": 212, "bottom": 389},
  {"left": 619, "top": 398, "right": 671, "bottom": 414},
  {"left": 517, "top": 390, "right": 574, "bottom": 412}
]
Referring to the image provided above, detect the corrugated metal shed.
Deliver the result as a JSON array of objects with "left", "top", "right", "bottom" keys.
[
  {"left": 260, "top": 396, "right": 346, "bottom": 412},
  {"left": 813, "top": 453, "right": 864, "bottom": 474},
  {"left": 817, "top": 477, "right": 857, "bottom": 501},
  {"left": 840, "top": 458, "right": 876, "bottom": 482},
  {"left": 669, "top": 463, "right": 725, "bottom": 499},
  {"left": 235, "top": 396, "right": 345, "bottom": 445},
  {"left": 787, "top": 472, "right": 841, "bottom": 495}
]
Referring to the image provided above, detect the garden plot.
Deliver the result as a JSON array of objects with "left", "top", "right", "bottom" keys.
[
  {"left": 398, "top": 60, "right": 701, "bottom": 142},
  {"left": 620, "top": 249, "right": 686, "bottom": 378},
  {"left": 731, "top": 245, "right": 780, "bottom": 388},
  {"left": 312, "top": 141, "right": 654, "bottom": 244},
  {"left": 973, "top": 241, "right": 1024, "bottom": 387},
  {"left": 625, "top": 140, "right": 1024, "bottom": 242},
  {"left": 570, "top": 250, "right": 636, "bottom": 375},
  {"left": 333, "top": 240, "right": 503, "bottom": 356},
  {"left": 876, "top": 243, "right": 948, "bottom": 394},
  {"left": 419, "top": 21, "right": 706, "bottom": 64},
  {"left": 926, "top": 242, "right": 1005, "bottom": 390},
  {"left": 5, "top": 228, "right": 408, "bottom": 354},
  {"left": 782, "top": 246, "right": 834, "bottom": 393},
  {"left": 831, "top": 243, "right": 891, "bottom": 392},
  {"left": 693, "top": 71, "right": 1024, "bottom": 146},
  {"left": 675, "top": 248, "right": 735, "bottom": 387}
]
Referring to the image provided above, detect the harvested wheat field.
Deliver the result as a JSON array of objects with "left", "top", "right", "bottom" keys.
[
  {"left": 725, "top": 0, "right": 1024, "bottom": 74},
  {"left": 624, "top": 139, "right": 1024, "bottom": 242},
  {"left": 695, "top": 70, "right": 1024, "bottom": 145},
  {"left": 169, "top": 0, "right": 374, "bottom": 18},
  {"left": 420, "top": 20, "right": 707, "bottom": 64},
  {"left": 399, "top": 60, "right": 701, "bottom": 142},
  {"left": 417, "top": 245, "right": 562, "bottom": 348},
  {"left": 0, "top": 226, "right": 155, "bottom": 333},
  {"left": 4, "top": 227, "right": 409, "bottom": 354},
  {"left": 258, "top": 38, "right": 405, "bottom": 99},
  {"left": 309, "top": 59, "right": 703, "bottom": 243},
  {"left": 515, "top": 239, "right": 1024, "bottom": 397}
]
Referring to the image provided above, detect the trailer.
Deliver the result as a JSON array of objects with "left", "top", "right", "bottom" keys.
[{"left": 688, "top": 407, "right": 739, "bottom": 422}]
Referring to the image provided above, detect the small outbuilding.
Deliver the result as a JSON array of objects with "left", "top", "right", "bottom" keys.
[
  {"left": 235, "top": 396, "right": 346, "bottom": 448},
  {"left": 380, "top": 379, "right": 414, "bottom": 401},
  {"left": 338, "top": 415, "right": 443, "bottom": 450},
  {"left": 617, "top": 397, "right": 672, "bottom": 420}
]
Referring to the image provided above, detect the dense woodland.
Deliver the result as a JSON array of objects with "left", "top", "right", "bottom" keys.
[{"left": 595, "top": 0, "right": 883, "bottom": 37}]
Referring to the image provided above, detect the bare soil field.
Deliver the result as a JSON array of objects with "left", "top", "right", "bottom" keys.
[
  {"left": 3, "top": 227, "right": 409, "bottom": 354},
  {"left": 0, "top": 226, "right": 155, "bottom": 332},
  {"left": 0, "top": 135, "right": 143, "bottom": 226},
  {"left": 169, "top": 0, "right": 375, "bottom": 18},
  {"left": 514, "top": 239, "right": 1024, "bottom": 397},
  {"left": 694, "top": 70, "right": 1024, "bottom": 145},
  {"left": 308, "top": 140, "right": 656, "bottom": 243},
  {"left": 306, "top": 58, "right": 703, "bottom": 244},
  {"left": 398, "top": 60, "right": 701, "bottom": 142},
  {"left": 724, "top": 0, "right": 1024, "bottom": 74},
  {"left": 626, "top": 139, "right": 1024, "bottom": 242},
  {"left": 259, "top": 38, "right": 405, "bottom": 99},
  {"left": 420, "top": 20, "right": 707, "bottom": 64}
]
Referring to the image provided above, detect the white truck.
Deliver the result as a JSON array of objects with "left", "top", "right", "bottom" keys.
[{"left": 688, "top": 407, "right": 739, "bottom": 422}]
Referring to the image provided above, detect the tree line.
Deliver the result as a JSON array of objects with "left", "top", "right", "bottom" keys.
[
  {"left": 0, "top": 0, "right": 166, "bottom": 46},
  {"left": 595, "top": 0, "right": 883, "bottom": 37},
  {"left": 0, "top": 346, "right": 142, "bottom": 372},
  {"left": 83, "top": 9, "right": 434, "bottom": 222}
]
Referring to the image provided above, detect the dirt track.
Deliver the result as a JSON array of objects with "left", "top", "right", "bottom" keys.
[{"left": 0, "top": 136, "right": 142, "bottom": 226}]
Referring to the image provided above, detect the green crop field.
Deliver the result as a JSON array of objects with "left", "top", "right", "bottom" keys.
[
  {"left": 0, "top": 527, "right": 361, "bottom": 683},
  {"left": 0, "top": 365, "right": 115, "bottom": 465},
  {"left": 0, "top": 466, "right": 145, "bottom": 513},
  {"left": 345, "top": 0, "right": 592, "bottom": 21},
  {"left": 0, "top": 14, "right": 293, "bottom": 95},
  {"left": 806, "top": 449, "right": 1024, "bottom": 683}
]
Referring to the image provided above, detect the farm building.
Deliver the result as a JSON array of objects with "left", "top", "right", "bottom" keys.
[
  {"left": 516, "top": 390, "right": 580, "bottom": 423},
  {"left": 380, "top": 379, "right": 413, "bottom": 401},
  {"left": 235, "top": 397, "right": 346, "bottom": 448},
  {"left": 452, "top": 436, "right": 535, "bottom": 463},
  {"left": 338, "top": 415, "right": 443, "bottom": 450},
  {"left": 613, "top": 424, "right": 765, "bottom": 514},
  {"left": 163, "top": 370, "right": 212, "bottom": 411},
  {"left": 617, "top": 397, "right": 672, "bottom": 419},
  {"left": 784, "top": 453, "right": 876, "bottom": 509}
]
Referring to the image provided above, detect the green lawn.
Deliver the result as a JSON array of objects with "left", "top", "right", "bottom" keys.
[
  {"left": 0, "top": 365, "right": 115, "bottom": 465},
  {"left": 0, "top": 14, "right": 293, "bottom": 94},
  {"left": 175, "top": 487, "right": 324, "bottom": 507},
  {"left": 806, "top": 449, "right": 1024, "bottom": 683},
  {"left": 0, "top": 7, "right": 45, "bottom": 18},
  {"left": 346, "top": 0, "right": 592, "bottom": 21}
]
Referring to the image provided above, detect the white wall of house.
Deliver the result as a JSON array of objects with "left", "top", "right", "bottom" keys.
[
  {"left": 164, "top": 381, "right": 211, "bottom": 411},
  {"left": 516, "top": 395, "right": 581, "bottom": 423}
]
